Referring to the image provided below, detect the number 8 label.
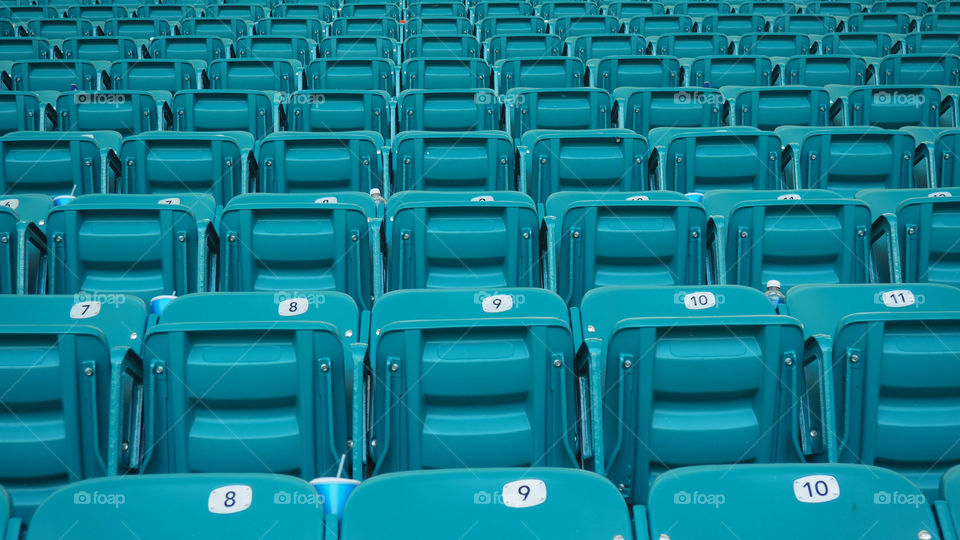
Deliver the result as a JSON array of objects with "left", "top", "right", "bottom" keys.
[
  {"left": 502, "top": 479, "right": 547, "bottom": 508},
  {"left": 208, "top": 485, "right": 253, "bottom": 514}
]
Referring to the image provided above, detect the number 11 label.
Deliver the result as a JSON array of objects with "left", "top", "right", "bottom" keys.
[
  {"left": 502, "top": 479, "right": 547, "bottom": 508},
  {"left": 793, "top": 475, "right": 839, "bottom": 503}
]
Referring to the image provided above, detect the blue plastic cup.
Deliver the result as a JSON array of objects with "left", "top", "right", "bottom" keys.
[
  {"left": 309, "top": 478, "right": 360, "bottom": 518},
  {"left": 150, "top": 295, "right": 176, "bottom": 316},
  {"left": 685, "top": 192, "right": 704, "bottom": 203},
  {"left": 53, "top": 195, "right": 75, "bottom": 206}
]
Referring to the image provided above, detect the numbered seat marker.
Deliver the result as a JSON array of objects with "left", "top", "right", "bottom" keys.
[
  {"left": 882, "top": 289, "right": 915, "bottom": 308},
  {"left": 70, "top": 301, "right": 101, "bottom": 320},
  {"left": 793, "top": 475, "right": 839, "bottom": 503},
  {"left": 683, "top": 291, "right": 716, "bottom": 310},
  {"left": 502, "top": 479, "right": 547, "bottom": 508},
  {"left": 157, "top": 197, "right": 180, "bottom": 205},
  {"left": 482, "top": 294, "right": 514, "bottom": 313},
  {"left": 279, "top": 298, "right": 309, "bottom": 316},
  {"left": 777, "top": 193, "right": 801, "bottom": 200},
  {"left": 315, "top": 197, "right": 339, "bottom": 204},
  {"left": 471, "top": 195, "right": 494, "bottom": 202},
  {"left": 208, "top": 485, "right": 253, "bottom": 514}
]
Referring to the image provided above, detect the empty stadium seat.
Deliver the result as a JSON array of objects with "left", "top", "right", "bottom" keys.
[
  {"left": 0, "top": 202, "right": 45, "bottom": 294},
  {"left": 738, "top": 32, "right": 812, "bottom": 56},
  {"left": 119, "top": 131, "right": 255, "bottom": 206},
  {"left": 24, "top": 18, "right": 93, "bottom": 40},
  {"left": 0, "top": 91, "right": 51, "bottom": 133},
  {"left": 820, "top": 32, "right": 894, "bottom": 56},
  {"left": 46, "top": 194, "right": 217, "bottom": 303},
  {"left": 100, "top": 18, "right": 172, "bottom": 40},
  {"left": 485, "top": 33, "right": 564, "bottom": 62},
  {"left": 172, "top": 90, "right": 281, "bottom": 139},
  {"left": 806, "top": 1, "right": 865, "bottom": 15},
  {"left": 0, "top": 38, "right": 51, "bottom": 63},
  {"left": 392, "top": 131, "right": 515, "bottom": 191},
  {"left": 0, "top": 131, "right": 120, "bottom": 196},
  {"left": 272, "top": 2, "right": 335, "bottom": 21},
  {"left": 833, "top": 85, "right": 943, "bottom": 128},
  {"left": 911, "top": 127, "right": 960, "bottom": 188},
  {"left": 109, "top": 60, "right": 198, "bottom": 94},
  {"left": 643, "top": 464, "right": 941, "bottom": 539},
  {"left": 578, "top": 285, "right": 805, "bottom": 504},
  {"left": 0, "top": 294, "right": 148, "bottom": 520},
  {"left": 56, "top": 91, "right": 166, "bottom": 136},
  {"left": 505, "top": 87, "right": 612, "bottom": 141},
  {"left": 845, "top": 12, "right": 913, "bottom": 32},
  {"left": 139, "top": 292, "right": 362, "bottom": 479},
  {"left": 672, "top": 0, "right": 733, "bottom": 16},
  {"left": 307, "top": 58, "right": 396, "bottom": 95},
  {"left": 206, "top": 3, "right": 268, "bottom": 21},
  {"left": 878, "top": 54, "right": 960, "bottom": 85},
  {"left": 722, "top": 86, "right": 830, "bottom": 129},
  {"left": 180, "top": 17, "right": 248, "bottom": 40},
  {"left": 589, "top": 55, "right": 682, "bottom": 90},
  {"left": 539, "top": 0, "right": 600, "bottom": 18},
  {"left": 256, "top": 17, "right": 326, "bottom": 42},
  {"left": 365, "top": 288, "right": 578, "bottom": 475},
  {"left": 689, "top": 55, "right": 774, "bottom": 87},
  {"left": 920, "top": 12, "right": 960, "bottom": 30},
  {"left": 739, "top": 1, "right": 796, "bottom": 15},
  {"left": 397, "top": 89, "right": 500, "bottom": 131},
  {"left": 626, "top": 14, "right": 694, "bottom": 36},
  {"left": 59, "top": 37, "right": 138, "bottom": 62},
  {"left": 385, "top": 191, "right": 539, "bottom": 290},
  {"left": 773, "top": 13, "right": 838, "bottom": 33},
  {"left": 8, "top": 60, "right": 102, "bottom": 92},
  {"left": 148, "top": 36, "right": 228, "bottom": 63},
  {"left": 704, "top": 189, "right": 872, "bottom": 289},
  {"left": 319, "top": 36, "right": 398, "bottom": 60},
  {"left": 401, "top": 57, "right": 490, "bottom": 89},
  {"left": 219, "top": 193, "right": 379, "bottom": 308},
  {"left": 568, "top": 34, "right": 646, "bottom": 65},
  {"left": 940, "top": 465, "right": 960, "bottom": 536},
  {"left": 285, "top": 90, "right": 391, "bottom": 140},
  {"left": 235, "top": 35, "right": 316, "bottom": 65},
  {"left": 872, "top": 0, "right": 929, "bottom": 14},
  {"left": 781, "top": 54, "right": 868, "bottom": 85},
  {"left": 495, "top": 56, "right": 584, "bottom": 91},
  {"left": 779, "top": 126, "right": 916, "bottom": 195},
  {"left": 26, "top": 475, "right": 326, "bottom": 539},
  {"left": 329, "top": 17, "right": 400, "bottom": 40},
  {"left": 256, "top": 131, "right": 386, "bottom": 193},
  {"left": 700, "top": 14, "right": 767, "bottom": 35},
  {"left": 406, "top": 16, "right": 474, "bottom": 36},
  {"left": 407, "top": 2, "right": 468, "bottom": 18},
  {"left": 207, "top": 59, "right": 301, "bottom": 94},
  {"left": 403, "top": 35, "right": 480, "bottom": 59},
  {"left": 342, "top": 469, "right": 632, "bottom": 540},
  {"left": 606, "top": 0, "right": 667, "bottom": 17},
  {"left": 544, "top": 191, "right": 707, "bottom": 305},
  {"left": 902, "top": 31, "right": 960, "bottom": 54},
  {"left": 858, "top": 188, "right": 960, "bottom": 285},
  {"left": 340, "top": 2, "right": 402, "bottom": 18},
  {"left": 786, "top": 283, "right": 960, "bottom": 497},
  {"left": 613, "top": 87, "right": 723, "bottom": 134},
  {"left": 135, "top": 4, "right": 197, "bottom": 22},
  {"left": 648, "top": 127, "right": 784, "bottom": 192},
  {"left": 474, "top": 0, "right": 535, "bottom": 19},
  {"left": 553, "top": 16, "right": 621, "bottom": 40},
  {"left": 654, "top": 32, "right": 730, "bottom": 57},
  {"left": 478, "top": 16, "right": 548, "bottom": 40}
]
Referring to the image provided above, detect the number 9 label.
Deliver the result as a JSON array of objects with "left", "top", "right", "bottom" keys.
[
  {"left": 502, "top": 479, "right": 547, "bottom": 508},
  {"left": 482, "top": 294, "right": 513, "bottom": 313}
]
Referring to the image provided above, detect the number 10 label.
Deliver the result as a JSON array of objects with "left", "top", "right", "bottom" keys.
[{"left": 793, "top": 475, "right": 839, "bottom": 503}]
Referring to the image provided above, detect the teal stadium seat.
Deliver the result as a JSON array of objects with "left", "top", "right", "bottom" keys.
[
  {"left": 606, "top": 0, "right": 667, "bottom": 17},
  {"left": 567, "top": 34, "right": 647, "bottom": 65},
  {"left": 26, "top": 474, "right": 326, "bottom": 539},
  {"left": 307, "top": 58, "right": 397, "bottom": 95},
  {"left": 831, "top": 85, "right": 943, "bottom": 128},
  {"left": 643, "top": 464, "right": 941, "bottom": 539},
  {"left": 0, "top": 38, "right": 51, "bottom": 63},
  {"left": 772, "top": 13, "right": 838, "bottom": 33},
  {"left": 119, "top": 131, "right": 255, "bottom": 206},
  {"left": 920, "top": 12, "right": 960, "bottom": 30},
  {"left": 539, "top": 0, "right": 600, "bottom": 18},
  {"left": 206, "top": 3, "right": 268, "bottom": 21},
  {"left": 272, "top": 2, "right": 335, "bottom": 21},
  {"left": 0, "top": 92, "right": 52, "bottom": 134},
  {"left": 148, "top": 36, "right": 228, "bottom": 63},
  {"left": 401, "top": 57, "right": 490, "bottom": 89},
  {"left": 340, "top": 2, "right": 402, "bottom": 18},
  {"left": 807, "top": 1, "right": 866, "bottom": 15},
  {"left": 255, "top": 131, "right": 385, "bottom": 194},
  {"left": 24, "top": 18, "right": 93, "bottom": 39},
  {"left": 0, "top": 294, "right": 147, "bottom": 520},
  {"left": 787, "top": 283, "right": 960, "bottom": 498},
  {"left": 520, "top": 129, "right": 648, "bottom": 204},
  {"left": 739, "top": 0, "right": 797, "bottom": 14},
  {"left": 235, "top": 36, "right": 317, "bottom": 65},
  {"left": 285, "top": 90, "right": 391, "bottom": 140},
  {"left": 845, "top": 12, "right": 912, "bottom": 32},
  {"left": 0, "top": 131, "right": 120, "bottom": 196},
  {"left": 330, "top": 17, "right": 401, "bottom": 39},
  {"left": 406, "top": 16, "right": 474, "bottom": 37},
  {"left": 207, "top": 59, "right": 301, "bottom": 94},
  {"left": 505, "top": 87, "right": 612, "bottom": 141},
  {"left": 654, "top": 32, "right": 730, "bottom": 57},
  {"left": 402, "top": 35, "right": 481, "bottom": 59},
  {"left": 478, "top": 16, "right": 548, "bottom": 40},
  {"left": 8, "top": 60, "right": 101, "bottom": 92},
  {"left": 911, "top": 127, "right": 960, "bottom": 187},
  {"left": 140, "top": 292, "right": 364, "bottom": 479},
  {"left": 392, "top": 131, "right": 515, "bottom": 192},
  {"left": 543, "top": 191, "right": 707, "bottom": 306},
  {"left": 820, "top": 32, "right": 894, "bottom": 56},
  {"left": 626, "top": 14, "right": 694, "bottom": 36},
  {"left": 397, "top": 89, "right": 500, "bottom": 131},
  {"left": 256, "top": 17, "right": 326, "bottom": 42},
  {"left": 0, "top": 202, "right": 45, "bottom": 294},
  {"left": 703, "top": 189, "right": 872, "bottom": 290},
  {"left": 56, "top": 91, "right": 166, "bottom": 136},
  {"left": 781, "top": 55, "right": 868, "bottom": 86},
  {"left": 484, "top": 34, "right": 564, "bottom": 63},
  {"left": 552, "top": 16, "right": 621, "bottom": 41},
  {"left": 613, "top": 86, "right": 723, "bottom": 135},
  {"left": 135, "top": 5, "right": 198, "bottom": 23},
  {"left": 688, "top": 55, "right": 774, "bottom": 87},
  {"left": 107, "top": 59, "right": 198, "bottom": 94},
  {"left": 180, "top": 17, "right": 248, "bottom": 40},
  {"left": 738, "top": 32, "right": 812, "bottom": 56},
  {"left": 495, "top": 56, "right": 584, "bottom": 91},
  {"left": 648, "top": 127, "right": 784, "bottom": 192},
  {"left": 319, "top": 36, "right": 398, "bottom": 60},
  {"left": 902, "top": 32, "right": 960, "bottom": 55},
  {"left": 0, "top": 484, "right": 17, "bottom": 539},
  {"left": 100, "top": 18, "right": 172, "bottom": 40},
  {"left": 940, "top": 465, "right": 960, "bottom": 536},
  {"left": 365, "top": 288, "right": 579, "bottom": 475},
  {"left": 699, "top": 14, "right": 767, "bottom": 35},
  {"left": 6, "top": 6, "right": 58, "bottom": 21},
  {"left": 59, "top": 37, "right": 138, "bottom": 62},
  {"left": 877, "top": 54, "right": 960, "bottom": 85},
  {"left": 672, "top": 1, "right": 733, "bottom": 16},
  {"left": 475, "top": 0, "right": 535, "bottom": 18},
  {"left": 219, "top": 193, "right": 380, "bottom": 308},
  {"left": 341, "top": 469, "right": 633, "bottom": 540},
  {"left": 577, "top": 285, "right": 806, "bottom": 504},
  {"left": 46, "top": 194, "right": 217, "bottom": 303},
  {"left": 384, "top": 191, "right": 539, "bottom": 290},
  {"left": 590, "top": 55, "right": 682, "bottom": 90},
  {"left": 872, "top": 0, "right": 930, "bottom": 14},
  {"left": 858, "top": 188, "right": 960, "bottom": 285},
  {"left": 721, "top": 86, "right": 831, "bottom": 129},
  {"left": 779, "top": 126, "right": 916, "bottom": 196},
  {"left": 407, "top": 2, "right": 469, "bottom": 18},
  {"left": 172, "top": 90, "right": 281, "bottom": 139}
]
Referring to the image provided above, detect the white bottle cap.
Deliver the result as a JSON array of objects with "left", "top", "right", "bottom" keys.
[{"left": 766, "top": 279, "right": 781, "bottom": 289}]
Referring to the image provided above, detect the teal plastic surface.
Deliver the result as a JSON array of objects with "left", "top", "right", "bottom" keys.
[
  {"left": 285, "top": 90, "right": 391, "bottom": 140},
  {"left": 781, "top": 54, "right": 868, "bottom": 86},
  {"left": 256, "top": 131, "right": 385, "bottom": 193},
  {"left": 505, "top": 87, "right": 612, "bottom": 141},
  {"left": 56, "top": 91, "right": 164, "bottom": 136},
  {"left": 653, "top": 32, "right": 730, "bottom": 57},
  {"left": 723, "top": 86, "right": 830, "bottom": 130},
  {"left": 308, "top": 58, "right": 396, "bottom": 95},
  {"left": 568, "top": 34, "right": 646, "bottom": 63},
  {"left": 236, "top": 35, "right": 316, "bottom": 65},
  {"left": 495, "top": 56, "right": 584, "bottom": 92},
  {"left": 149, "top": 35, "right": 227, "bottom": 62},
  {"left": 109, "top": 60, "right": 198, "bottom": 93},
  {"left": 9, "top": 60, "right": 101, "bottom": 92},
  {"left": 613, "top": 87, "right": 723, "bottom": 134},
  {"left": 485, "top": 33, "right": 563, "bottom": 63},
  {"left": 207, "top": 59, "right": 301, "bottom": 94},
  {"left": 400, "top": 57, "right": 490, "bottom": 90},
  {"left": 591, "top": 55, "right": 682, "bottom": 91},
  {"left": 878, "top": 53, "right": 960, "bottom": 84},
  {"left": 172, "top": 90, "right": 280, "bottom": 139},
  {"left": 60, "top": 37, "right": 138, "bottom": 61},
  {"left": 0, "top": 131, "right": 121, "bottom": 196},
  {"left": 403, "top": 35, "right": 480, "bottom": 59},
  {"left": 318, "top": 36, "right": 398, "bottom": 60},
  {"left": 689, "top": 55, "right": 774, "bottom": 87},
  {"left": 397, "top": 89, "right": 500, "bottom": 131},
  {"left": 821, "top": 32, "right": 894, "bottom": 56},
  {"left": 392, "top": 131, "right": 515, "bottom": 192}
]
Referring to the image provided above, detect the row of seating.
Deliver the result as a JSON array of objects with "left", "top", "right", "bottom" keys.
[
  {"left": 1, "top": 463, "right": 956, "bottom": 538},
  {"left": 1, "top": 282, "right": 958, "bottom": 521}
]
